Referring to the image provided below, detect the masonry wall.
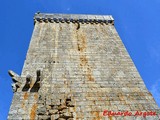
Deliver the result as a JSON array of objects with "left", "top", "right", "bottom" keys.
[{"left": 8, "top": 14, "right": 159, "bottom": 120}]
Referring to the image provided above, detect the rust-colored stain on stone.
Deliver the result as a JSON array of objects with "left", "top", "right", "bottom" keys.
[
  {"left": 23, "top": 92, "right": 28, "bottom": 100},
  {"left": 34, "top": 93, "right": 38, "bottom": 100},
  {"left": 77, "top": 31, "right": 86, "bottom": 52},
  {"left": 87, "top": 67, "right": 94, "bottom": 81},
  {"left": 22, "top": 92, "right": 28, "bottom": 109},
  {"left": 91, "top": 111, "right": 101, "bottom": 120},
  {"left": 118, "top": 94, "right": 125, "bottom": 101},
  {"left": 21, "top": 102, "right": 25, "bottom": 109},
  {"left": 80, "top": 55, "right": 88, "bottom": 66},
  {"left": 91, "top": 111, "right": 99, "bottom": 116},
  {"left": 109, "top": 116, "right": 112, "bottom": 120},
  {"left": 76, "top": 30, "right": 94, "bottom": 81},
  {"left": 30, "top": 103, "right": 37, "bottom": 120}
]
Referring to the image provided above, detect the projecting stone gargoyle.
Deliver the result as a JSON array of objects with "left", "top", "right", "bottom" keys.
[
  {"left": 11, "top": 83, "right": 20, "bottom": 92},
  {"left": 30, "top": 70, "right": 42, "bottom": 92},
  {"left": 36, "top": 70, "right": 41, "bottom": 87},
  {"left": 8, "top": 70, "right": 22, "bottom": 92},
  {"left": 26, "top": 75, "right": 32, "bottom": 87},
  {"left": 22, "top": 74, "right": 32, "bottom": 91}
]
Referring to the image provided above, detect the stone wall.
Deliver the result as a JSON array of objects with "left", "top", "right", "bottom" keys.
[{"left": 8, "top": 13, "right": 159, "bottom": 120}]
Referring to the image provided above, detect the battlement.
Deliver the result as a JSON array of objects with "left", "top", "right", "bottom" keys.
[{"left": 34, "top": 13, "right": 114, "bottom": 25}]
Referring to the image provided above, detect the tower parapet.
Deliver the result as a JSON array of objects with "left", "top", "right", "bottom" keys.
[{"left": 34, "top": 13, "right": 114, "bottom": 25}]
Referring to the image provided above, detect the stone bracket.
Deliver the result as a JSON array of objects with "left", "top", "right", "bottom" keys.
[
  {"left": 8, "top": 70, "right": 22, "bottom": 92},
  {"left": 9, "top": 69, "right": 42, "bottom": 93},
  {"left": 34, "top": 13, "right": 114, "bottom": 25}
]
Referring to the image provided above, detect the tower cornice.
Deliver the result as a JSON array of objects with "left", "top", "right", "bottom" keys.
[{"left": 34, "top": 13, "right": 114, "bottom": 25}]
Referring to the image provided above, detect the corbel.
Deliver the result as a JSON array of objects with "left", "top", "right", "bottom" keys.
[{"left": 8, "top": 70, "right": 22, "bottom": 92}]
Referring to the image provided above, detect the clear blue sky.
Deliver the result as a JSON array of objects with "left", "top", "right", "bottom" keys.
[{"left": 0, "top": 0, "right": 160, "bottom": 119}]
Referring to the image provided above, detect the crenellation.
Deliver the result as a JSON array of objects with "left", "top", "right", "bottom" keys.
[{"left": 34, "top": 13, "right": 114, "bottom": 25}]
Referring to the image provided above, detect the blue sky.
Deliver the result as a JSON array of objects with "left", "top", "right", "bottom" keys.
[{"left": 0, "top": 0, "right": 160, "bottom": 119}]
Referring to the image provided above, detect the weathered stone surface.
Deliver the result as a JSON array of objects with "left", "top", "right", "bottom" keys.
[
  {"left": 58, "top": 105, "right": 67, "bottom": 111},
  {"left": 38, "top": 115, "right": 50, "bottom": 120},
  {"left": 51, "top": 114, "right": 59, "bottom": 120},
  {"left": 37, "top": 107, "right": 47, "bottom": 115},
  {"left": 63, "top": 112, "right": 73, "bottom": 118},
  {"left": 49, "top": 109, "right": 58, "bottom": 114},
  {"left": 8, "top": 13, "right": 159, "bottom": 120}
]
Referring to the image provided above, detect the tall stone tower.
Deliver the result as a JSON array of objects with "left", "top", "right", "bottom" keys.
[{"left": 8, "top": 13, "right": 159, "bottom": 120}]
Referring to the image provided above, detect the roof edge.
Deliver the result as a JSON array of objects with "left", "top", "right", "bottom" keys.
[{"left": 34, "top": 13, "right": 114, "bottom": 25}]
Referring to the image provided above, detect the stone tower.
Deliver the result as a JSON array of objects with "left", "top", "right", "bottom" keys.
[{"left": 8, "top": 13, "right": 159, "bottom": 120}]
